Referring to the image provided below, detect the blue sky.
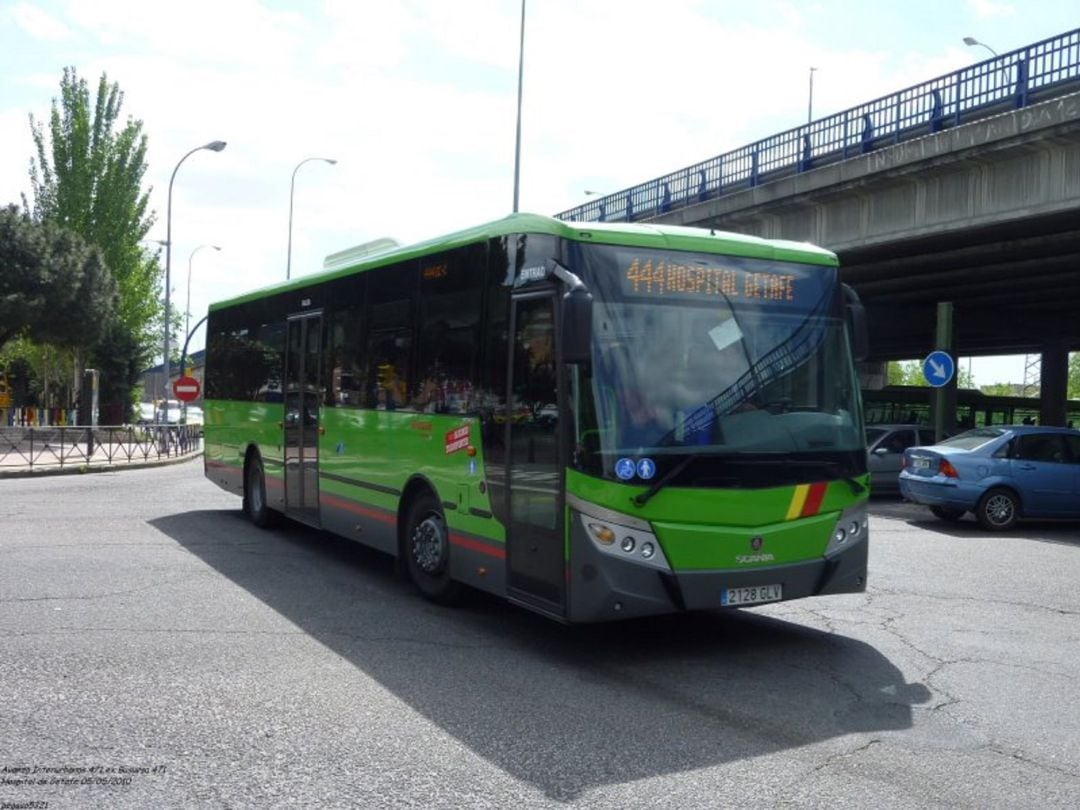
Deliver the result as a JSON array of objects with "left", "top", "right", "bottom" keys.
[{"left": 1, "top": 0, "right": 1076, "bottom": 382}]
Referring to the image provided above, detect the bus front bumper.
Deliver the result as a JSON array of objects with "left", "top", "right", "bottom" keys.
[{"left": 568, "top": 530, "right": 867, "bottom": 623}]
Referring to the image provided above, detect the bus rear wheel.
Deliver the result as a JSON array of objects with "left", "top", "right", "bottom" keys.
[
  {"left": 244, "top": 454, "right": 276, "bottom": 529},
  {"left": 404, "top": 493, "right": 462, "bottom": 605}
]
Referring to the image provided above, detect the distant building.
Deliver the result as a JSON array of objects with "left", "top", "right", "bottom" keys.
[{"left": 140, "top": 349, "right": 205, "bottom": 404}]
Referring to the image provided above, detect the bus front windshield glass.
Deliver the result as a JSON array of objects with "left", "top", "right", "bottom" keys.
[{"left": 571, "top": 245, "right": 865, "bottom": 485}]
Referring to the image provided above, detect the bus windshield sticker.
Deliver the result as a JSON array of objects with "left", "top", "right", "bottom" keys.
[
  {"left": 708, "top": 319, "right": 743, "bottom": 353},
  {"left": 615, "top": 457, "right": 636, "bottom": 480}
]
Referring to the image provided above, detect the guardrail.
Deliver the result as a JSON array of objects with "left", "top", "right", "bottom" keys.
[
  {"left": 0, "top": 424, "right": 202, "bottom": 471},
  {"left": 555, "top": 27, "right": 1080, "bottom": 224}
]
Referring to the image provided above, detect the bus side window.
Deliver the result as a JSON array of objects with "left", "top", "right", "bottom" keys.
[
  {"left": 365, "top": 262, "right": 416, "bottom": 410},
  {"left": 326, "top": 303, "right": 365, "bottom": 408},
  {"left": 368, "top": 331, "right": 411, "bottom": 410},
  {"left": 414, "top": 244, "right": 485, "bottom": 414}
]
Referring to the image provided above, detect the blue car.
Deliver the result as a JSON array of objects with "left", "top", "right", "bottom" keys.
[{"left": 899, "top": 425, "right": 1080, "bottom": 530}]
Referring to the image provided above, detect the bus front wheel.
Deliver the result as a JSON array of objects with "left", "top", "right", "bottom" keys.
[
  {"left": 403, "top": 493, "right": 462, "bottom": 605},
  {"left": 244, "top": 454, "right": 276, "bottom": 529}
]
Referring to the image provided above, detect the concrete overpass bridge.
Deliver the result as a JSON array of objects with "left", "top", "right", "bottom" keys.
[{"left": 557, "top": 28, "right": 1080, "bottom": 426}]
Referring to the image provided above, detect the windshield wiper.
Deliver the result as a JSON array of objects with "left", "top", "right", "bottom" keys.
[
  {"left": 632, "top": 454, "right": 700, "bottom": 507},
  {"left": 631, "top": 453, "right": 865, "bottom": 507},
  {"left": 631, "top": 452, "right": 790, "bottom": 507},
  {"left": 634, "top": 451, "right": 787, "bottom": 507}
]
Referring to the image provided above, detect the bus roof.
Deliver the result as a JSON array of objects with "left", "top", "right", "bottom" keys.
[{"left": 209, "top": 212, "right": 838, "bottom": 311}]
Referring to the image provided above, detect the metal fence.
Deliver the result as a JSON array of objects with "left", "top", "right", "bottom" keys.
[
  {"left": 556, "top": 27, "right": 1080, "bottom": 224},
  {"left": 0, "top": 425, "right": 202, "bottom": 471}
]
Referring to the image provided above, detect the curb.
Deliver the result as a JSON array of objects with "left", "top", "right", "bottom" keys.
[{"left": 0, "top": 451, "right": 203, "bottom": 480}]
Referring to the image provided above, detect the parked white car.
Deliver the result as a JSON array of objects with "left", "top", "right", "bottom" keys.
[
  {"left": 136, "top": 402, "right": 156, "bottom": 424},
  {"left": 155, "top": 400, "right": 183, "bottom": 425},
  {"left": 183, "top": 405, "right": 204, "bottom": 434}
]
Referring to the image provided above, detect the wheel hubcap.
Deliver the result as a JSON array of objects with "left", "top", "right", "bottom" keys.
[
  {"left": 411, "top": 514, "right": 446, "bottom": 574},
  {"left": 986, "top": 495, "right": 1013, "bottom": 525}
]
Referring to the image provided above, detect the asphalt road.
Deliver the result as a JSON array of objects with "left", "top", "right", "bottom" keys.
[{"left": 1, "top": 462, "right": 1078, "bottom": 808}]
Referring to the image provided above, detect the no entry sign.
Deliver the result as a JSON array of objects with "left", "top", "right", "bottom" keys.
[{"left": 173, "top": 375, "right": 201, "bottom": 402}]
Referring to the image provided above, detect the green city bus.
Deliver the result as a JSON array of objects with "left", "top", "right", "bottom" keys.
[{"left": 204, "top": 213, "right": 869, "bottom": 622}]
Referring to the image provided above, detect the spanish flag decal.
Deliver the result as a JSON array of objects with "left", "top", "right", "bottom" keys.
[{"left": 786, "top": 482, "right": 829, "bottom": 520}]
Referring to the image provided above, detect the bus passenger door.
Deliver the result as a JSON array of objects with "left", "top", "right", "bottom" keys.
[
  {"left": 284, "top": 312, "right": 323, "bottom": 524},
  {"left": 506, "top": 293, "right": 565, "bottom": 614}
]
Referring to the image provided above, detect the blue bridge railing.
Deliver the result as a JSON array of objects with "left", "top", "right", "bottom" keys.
[{"left": 555, "top": 27, "right": 1080, "bottom": 225}]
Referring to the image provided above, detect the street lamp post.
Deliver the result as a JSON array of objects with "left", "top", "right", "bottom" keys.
[
  {"left": 512, "top": 0, "right": 526, "bottom": 213},
  {"left": 808, "top": 66, "right": 817, "bottom": 123},
  {"left": 963, "top": 36, "right": 998, "bottom": 58},
  {"left": 287, "top": 157, "right": 337, "bottom": 281},
  {"left": 963, "top": 37, "right": 1007, "bottom": 93},
  {"left": 164, "top": 140, "right": 226, "bottom": 403},
  {"left": 186, "top": 244, "right": 221, "bottom": 345}
]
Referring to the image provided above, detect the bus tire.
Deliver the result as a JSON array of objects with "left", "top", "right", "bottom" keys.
[
  {"left": 403, "top": 492, "right": 462, "bottom": 605},
  {"left": 975, "top": 487, "right": 1018, "bottom": 531},
  {"left": 929, "top": 505, "right": 965, "bottom": 522},
  {"left": 244, "top": 453, "right": 276, "bottom": 529}
]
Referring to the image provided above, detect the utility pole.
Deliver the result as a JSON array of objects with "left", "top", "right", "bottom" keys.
[{"left": 512, "top": 0, "right": 526, "bottom": 213}]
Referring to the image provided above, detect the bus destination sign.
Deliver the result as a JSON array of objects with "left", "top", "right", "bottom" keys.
[{"left": 622, "top": 257, "right": 798, "bottom": 304}]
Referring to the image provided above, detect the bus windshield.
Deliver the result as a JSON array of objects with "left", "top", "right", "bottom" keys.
[{"left": 570, "top": 245, "right": 864, "bottom": 484}]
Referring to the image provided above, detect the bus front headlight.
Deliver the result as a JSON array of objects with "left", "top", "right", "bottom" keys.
[
  {"left": 826, "top": 504, "right": 868, "bottom": 556},
  {"left": 577, "top": 510, "right": 670, "bottom": 571}
]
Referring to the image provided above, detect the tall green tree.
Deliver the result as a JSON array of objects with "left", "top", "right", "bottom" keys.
[
  {"left": 886, "top": 360, "right": 927, "bottom": 386},
  {"left": 887, "top": 358, "right": 974, "bottom": 388},
  {"left": 1069, "top": 352, "right": 1080, "bottom": 400},
  {"left": 27, "top": 67, "right": 161, "bottom": 419},
  {"left": 0, "top": 204, "right": 117, "bottom": 349},
  {"left": 981, "top": 382, "right": 1017, "bottom": 396}
]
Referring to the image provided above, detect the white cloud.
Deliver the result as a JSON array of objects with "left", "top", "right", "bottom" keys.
[
  {"left": 967, "top": 0, "right": 1016, "bottom": 19},
  {"left": 8, "top": 2, "right": 74, "bottom": 41}
]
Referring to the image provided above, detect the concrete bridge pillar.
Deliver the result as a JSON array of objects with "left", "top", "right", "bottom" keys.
[
  {"left": 1039, "top": 338, "right": 1069, "bottom": 427},
  {"left": 931, "top": 302, "right": 958, "bottom": 441}
]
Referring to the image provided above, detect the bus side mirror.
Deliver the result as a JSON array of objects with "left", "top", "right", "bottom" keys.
[
  {"left": 561, "top": 288, "right": 593, "bottom": 364},
  {"left": 842, "top": 283, "right": 869, "bottom": 361}
]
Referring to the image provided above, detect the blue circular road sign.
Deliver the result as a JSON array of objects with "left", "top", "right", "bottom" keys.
[{"left": 922, "top": 350, "right": 956, "bottom": 388}]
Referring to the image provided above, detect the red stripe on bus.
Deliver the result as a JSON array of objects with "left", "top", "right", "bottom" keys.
[
  {"left": 449, "top": 532, "right": 506, "bottom": 560},
  {"left": 801, "top": 482, "right": 828, "bottom": 516},
  {"left": 320, "top": 493, "right": 396, "bottom": 524}
]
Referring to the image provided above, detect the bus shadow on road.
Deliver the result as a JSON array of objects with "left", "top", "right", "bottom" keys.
[{"left": 153, "top": 509, "right": 930, "bottom": 801}]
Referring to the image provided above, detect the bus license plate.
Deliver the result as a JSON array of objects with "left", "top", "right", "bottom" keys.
[{"left": 722, "top": 584, "right": 782, "bottom": 606}]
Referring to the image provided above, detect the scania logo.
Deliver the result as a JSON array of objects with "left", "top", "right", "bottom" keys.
[{"left": 750, "top": 536, "right": 764, "bottom": 551}]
